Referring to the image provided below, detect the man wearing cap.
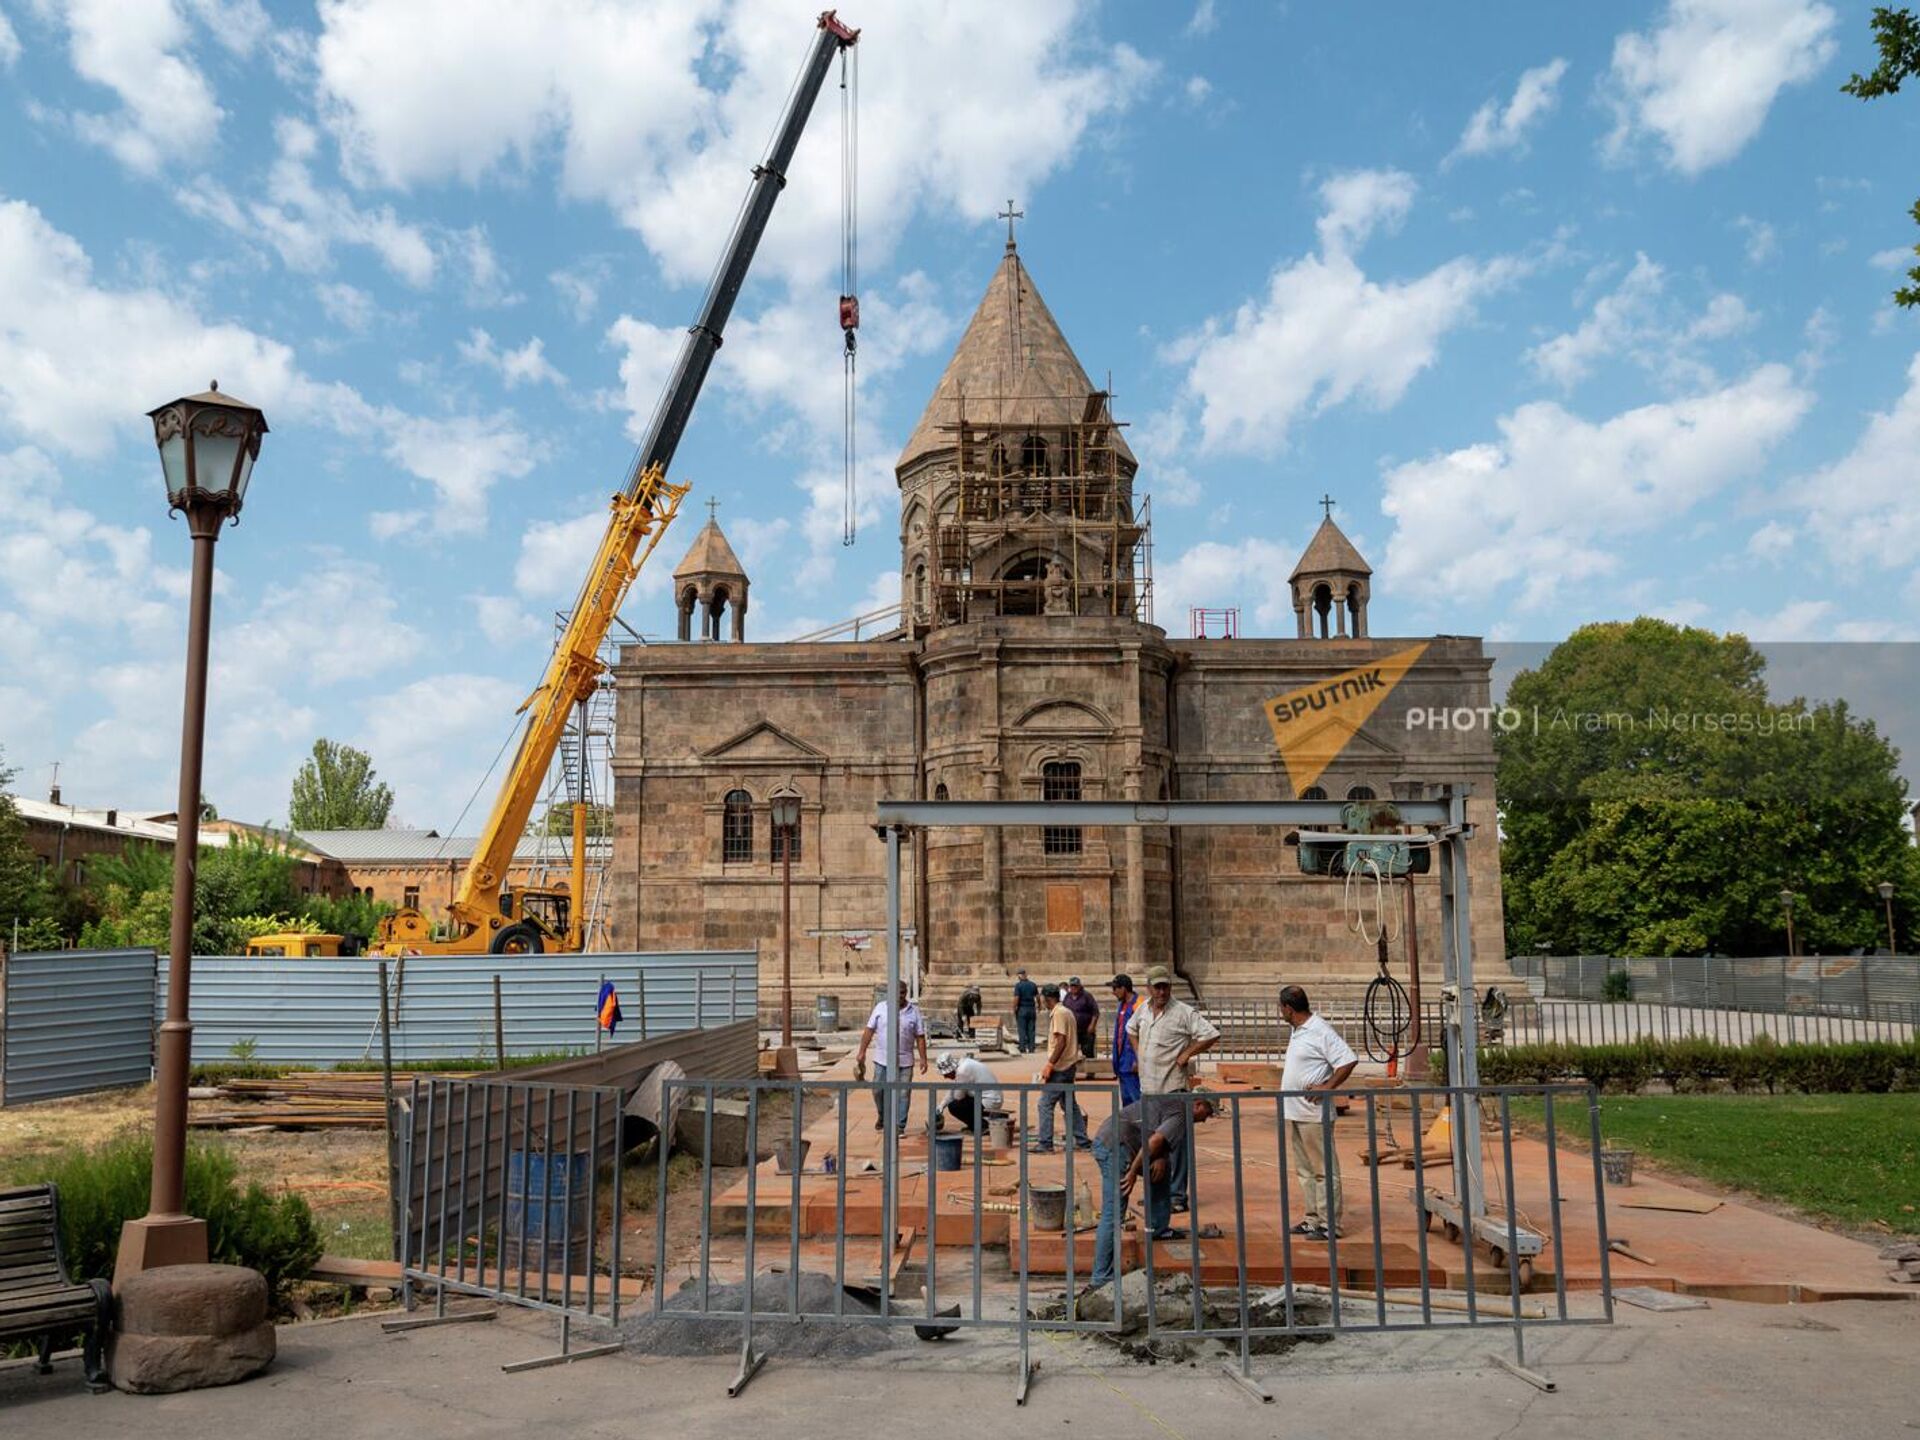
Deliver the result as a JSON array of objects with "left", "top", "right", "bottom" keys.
[
  {"left": 1089, "top": 1091, "right": 1217, "bottom": 1287},
  {"left": 1126, "top": 966, "right": 1220, "bottom": 1215},
  {"left": 1109, "top": 974, "right": 1141, "bottom": 1107},
  {"left": 1061, "top": 977, "right": 1099, "bottom": 1061},
  {"left": 1012, "top": 970, "right": 1039, "bottom": 1054},
  {"left": 934, "top": 1052, "right": 1003, "bottom": 1133},
  {"left": 1027, "top": 985, "right": 1090, "bottom": 1152}
]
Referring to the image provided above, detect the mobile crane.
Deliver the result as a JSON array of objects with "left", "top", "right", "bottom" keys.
[{"left": 373, "top": 11, "right": 861, "bottom": 957}]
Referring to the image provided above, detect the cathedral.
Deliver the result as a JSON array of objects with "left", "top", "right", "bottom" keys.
[{"left": 608, "top": 235, "right": 1509, "bottom": 1009}]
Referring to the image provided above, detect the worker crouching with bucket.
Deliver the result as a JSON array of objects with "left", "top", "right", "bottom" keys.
[{"left": 1089, "top": 1091, "right": 1216, "bottom": 1288}]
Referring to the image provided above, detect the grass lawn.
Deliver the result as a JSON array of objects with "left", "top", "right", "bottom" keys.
[{"left": 1516, "top": 1093, "right": 1920, "bottom": 1234}]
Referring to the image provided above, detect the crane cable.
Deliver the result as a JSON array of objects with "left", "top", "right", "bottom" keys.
[{"left": 838, "top": 41, "right": 860, "bottom": 547}]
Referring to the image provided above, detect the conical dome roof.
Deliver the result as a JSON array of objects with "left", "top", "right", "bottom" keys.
[
  {"left": 896, "top": 246, "right": 1134, "bottom": 474},
  {"left": 673, "top": 517, "right": 747, "bottom": 581},
  {"left": 1289, "top": 516, "right": 1371, "bottom": 581}
]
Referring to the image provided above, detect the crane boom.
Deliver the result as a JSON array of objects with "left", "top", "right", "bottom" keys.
[{"left": 376, "top": 11, "right": 859, "bottom": 956}]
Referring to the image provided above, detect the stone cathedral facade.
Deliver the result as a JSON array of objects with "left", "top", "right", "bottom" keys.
[{"left": 608, "top": 238, "right": 1509, "bottom": 1009}]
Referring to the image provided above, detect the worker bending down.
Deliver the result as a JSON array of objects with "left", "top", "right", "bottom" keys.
[
  {"left": 1089, "top": 1092, "right": 1217, "bottom": 1288},
  {"left": 933, "top": 1052, "right": 1003, "bottom": 1132}
]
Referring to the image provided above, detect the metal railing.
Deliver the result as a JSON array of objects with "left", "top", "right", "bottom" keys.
[
  {"left": 647, "top": 1077, "right": 1612, "bottom": 1402},
  {"left": 390, "top": 1076, "right": 626, "bottom": 1371},
  {"left": 1195, "top": 996, "right": 1920, "bottom": 1061}
]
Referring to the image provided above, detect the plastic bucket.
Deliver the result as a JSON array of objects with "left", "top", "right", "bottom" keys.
[
  {"left": 986, "top": 1114, "right": 1013, "bottom": 1149},
  {"left": 933, "top": 1134, "right": 964, "bottom": 1171},
  {"left": 503, "top": 1150, "right": 591, "bottom": 1277},
  {"left": 1600, "top": 1148, "right": 1635, "bottom": 1187},
  {"left": 815, "top": 994, "right": 840, "bottom": 1032},
  {"left": 1026, "top": 1182, "right": 1068, "bottom": 1232}
]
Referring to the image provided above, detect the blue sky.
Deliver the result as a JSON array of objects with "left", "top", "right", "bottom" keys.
[{"left": 2, "top": 0, "right": 1918, "bottom": 828}]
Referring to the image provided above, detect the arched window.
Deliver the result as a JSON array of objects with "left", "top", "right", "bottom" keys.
[
  {"left": 913, "top": 562, "right": 927, "bottom": 612},
  {"left": 934, "top": 782, "right": 950, "bottom": 802},
  {"left": 1042, "top": 759, "right": 1083, "bottom": 856},
  {"left": 1000, "top": 556, "right": 1046, "bottom": 616},
  {"left": 1346, "top": 785, "right": 1376, "bottom": 802},
  {"left": 1300, "top": 786, "right": 1327, "bottom": 802},
  {"left": 722, "top": 790, "right": 753, "bottom": 863},
  {"left": 1020, "top": 433, "right": 1049, "bottom": 474}
]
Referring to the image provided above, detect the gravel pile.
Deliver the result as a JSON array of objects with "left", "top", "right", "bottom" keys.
[{"left": 623, "top": 1271, "right": 902, "bottom": 1359}]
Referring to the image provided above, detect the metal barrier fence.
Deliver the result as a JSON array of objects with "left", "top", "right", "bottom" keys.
[
  {"left": 650, "top": 1077, "right": 1611, "bottom": 1403},
  {"left": 159, "top": 951, "right": 757, "bottom": 1065},
  {"left": 1195, "top": 996, "right": 1919, "bottom": 1061},
  {"left": 1512, "top": 953, "right": 1920, "bottom": 1010},
  {"left": 0, "top": 948, "right": 156, "bottom": 1105},
  {"left": 389, "top": 1075, "right": 626, "bottom": 1371}
]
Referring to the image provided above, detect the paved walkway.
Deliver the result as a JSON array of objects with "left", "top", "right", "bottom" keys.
[{"left": 6, "top": 1295, "right": 1917, "bottom": 1437}]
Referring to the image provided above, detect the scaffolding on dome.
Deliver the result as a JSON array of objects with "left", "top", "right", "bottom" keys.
[{"left": 927, "top": 389, "right": 1152, "bottom": 627}]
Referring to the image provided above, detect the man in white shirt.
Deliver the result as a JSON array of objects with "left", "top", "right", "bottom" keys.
[
  {"left": 1279, "top": 984, "right": 1358, "bottom": 1239},
  {"left": 1125, "top": 965, "right": 1220, "bottom": 1213},
  {"left": 933, "top": 1052, "right": 1003, "bottom": 1133},
  {"left": 854, "top": 982, "right": 928, "bottom": 1134}
]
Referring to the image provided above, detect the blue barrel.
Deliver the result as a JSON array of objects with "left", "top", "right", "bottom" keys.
[{"left": 503, "top": 1151, "right": 591, "bottom": 1278}]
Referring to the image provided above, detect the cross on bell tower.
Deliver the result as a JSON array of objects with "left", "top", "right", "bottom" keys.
[{"left": 998, "top": 199, "right": 1024, "bottom": 252}]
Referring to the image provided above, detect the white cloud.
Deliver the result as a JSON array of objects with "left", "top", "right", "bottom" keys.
[
  {"left": 1380, "top": 364, "right": 1812, "bottom": 610},
  {"left": 455, "top": 224, "right": 517, "bottom": 306},
  {"left": 1183, "top": 75, "right": 1212, "bottom": 107},
  {"left": 1170, "top": 169, "right": 1525, "bottom": 456},
  {"left": 183, "top": 0, "right": 269, "bottom": 56},
  {"left": 0, "top": 195, "right": 531, "bottom": 535},
  {"left": 1185, "top": 0, "right": 1217, "bottom": 38},
  {"left": 1793, "top": 352, "right": 1920, "bottom": 570},
  {"left": 356, "top": 672, "right": 526, "bottom": 829},
  {"left": 1735, "top": 215, "right": 1778, "bottom": 265},
  {"left": 459, "top": 328, "right": 565, "bottom": 388},
  {"left": 550, "top": 260, "right": 608, "bottom": 323},
  {"left": 1746, "top": 520, "right": 1795, "bottom": 562},
  {"left": 55, "top": 0, "right": 223, "bottom": 173},
  {"left": 1450, "top": 57, "right": 1567, "bottom": 162},
  {"left": 179, "top": 115, "right": 438, "bottom": 285},
  {"left": 474, "top": 593, "right": 546, "bottom": 645},
  {"left": 604, "top": 314, "right": 683, "bottom": 445},
  {"left": 1602, "top": 0, "right": 1837, "bottom": 175},
  {"left": 1525, "top": 254, "right": 1756, "bottom": 391},
  {"left": 316, "top": 280, "right": 376, "bottom": 333},
  {"left": 0, "top": 7, "right": 20, "bottom": 67},
  {"left": 375, "top": 412, "right": 535, "bottom": 539},
  {"left": 1155, "top": 537, "right": 1303, "bottom": 637},
  {"left": 1871, "top": 246, "right": 1915, "bottom": 271},
  {"left": 314, "top": 0, "right": 1154, "bottom": 288}
]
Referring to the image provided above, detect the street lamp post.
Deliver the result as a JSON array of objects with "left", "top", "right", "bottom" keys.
[
  {"left": 117, "top": 384, "right": 267, "bottom": 1282},
  {"left": 1779, "top": 889, "right": 1797, "bottom": 960},
  {"left": 772, "top": 794, "right": 800, "bottom": 1048},
  {"left": 1879, "top": 881, "right": 1897, "bottom": 955}
]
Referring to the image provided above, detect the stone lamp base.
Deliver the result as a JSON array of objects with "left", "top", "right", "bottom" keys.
[{"left": 109, "top": 1263, "right": 276, "bottom": 1394}]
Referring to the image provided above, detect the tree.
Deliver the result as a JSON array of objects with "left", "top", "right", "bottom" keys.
[
  {"left": 0, "top": 747, "right": 59, "bottom": 948},
  {"left": 288, "top": 740, "right": 393, "bottom": 831},
  {"left": 541, "top": 801, "right": 611, "bottom": 840},
  {"left": 1498, "top": 619, "right": 1919, "bottom": 955},
  {"left": 1842, "top": 6, "right": 1920, "bottom": 307}
]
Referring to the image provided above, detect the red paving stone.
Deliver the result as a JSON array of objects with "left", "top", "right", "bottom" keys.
[{"left": 699, "top": 1053, "right": 1911, "bottom": 1303}]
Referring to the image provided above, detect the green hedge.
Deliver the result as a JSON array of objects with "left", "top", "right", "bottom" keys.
[
  {"left": 14, "top": 1136, "right": 322, "bottom": 1310},
  {"left": 1457, "top": 1037, "right": 1920, "bottom": 1094}
]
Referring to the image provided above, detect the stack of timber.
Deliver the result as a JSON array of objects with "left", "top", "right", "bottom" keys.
[{"left": 190, "top": 1071, "right": 460, "bottom": 1130}]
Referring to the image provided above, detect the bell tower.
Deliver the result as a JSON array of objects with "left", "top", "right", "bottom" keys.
[
  {"left": 1289, "top": 500, "right": 1371, "bottom": 639},
  {"left": 672, "top": 506, "right": 750, "bottom": 642}
]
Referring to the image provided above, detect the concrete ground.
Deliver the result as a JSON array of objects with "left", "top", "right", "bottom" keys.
[{"left": 6, "top": 1295, "right": 1918, "bottom": 1437}]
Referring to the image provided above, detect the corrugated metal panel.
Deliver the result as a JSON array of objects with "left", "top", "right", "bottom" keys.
[
  {"left": 1530, "top": 954, "right": 1918, "bottom": 1011},
  {"left": 2, "top": 949, "right": 155, "bottom": 1105},
  {"left": 156, "top": 952, "right": 757, "bottom": 1066}
]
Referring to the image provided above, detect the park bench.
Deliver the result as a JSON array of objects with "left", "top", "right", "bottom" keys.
[{"left": 0, "top": 1183, "right": 111, "bottom": 1392}]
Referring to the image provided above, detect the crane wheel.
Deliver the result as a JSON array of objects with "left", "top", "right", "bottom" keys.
[{"left": 491, "top": 923, "right": 545, "bottom": 955}]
